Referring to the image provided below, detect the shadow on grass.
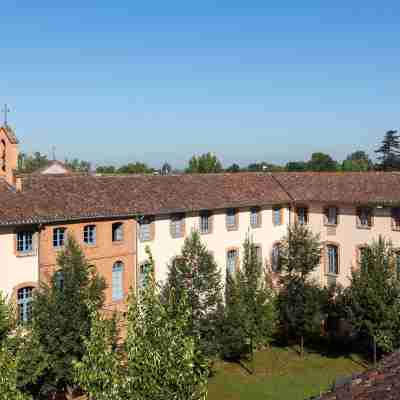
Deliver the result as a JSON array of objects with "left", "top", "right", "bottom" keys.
[{"left": 271, "top": 335, "right": 370, "bottom": 369}]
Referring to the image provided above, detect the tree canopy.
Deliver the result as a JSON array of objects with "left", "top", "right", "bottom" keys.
[
  {"left": 375, "top": 130, "right": 400, "bottom": 171},
  {"left": 185, "top": 153, "right": 223, "bottom": 174},
  {"left": 163, "top": 231, "right": 223, "bottom": 358},
  {"left": 346, "top": 237, "right": 400, "bottom": 365},
  {"left": 23, "top": 237, "right": 106, "bottom": 398}
]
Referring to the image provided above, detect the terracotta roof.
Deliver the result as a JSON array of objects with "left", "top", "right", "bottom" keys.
[
  {"left": 1, "top": 172, "right": 400, "bottom": 227},
  {"left": 0, "top": 173, "right": 291, "bottom": 226},
  {"left": 274, "top": 172, "right": 400, "bottom": 205},
  {"left": 0, "top": 125, "right": 19, "bottom": 144},
  {"left": 315, "top": 351, "right": 400, "bottom": 400}
]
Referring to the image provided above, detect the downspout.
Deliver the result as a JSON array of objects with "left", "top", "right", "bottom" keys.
[{"left": 37, "top": 223, "right": 43, "bottom": 289}]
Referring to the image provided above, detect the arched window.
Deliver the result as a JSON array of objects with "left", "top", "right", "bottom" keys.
[
  {"left": 271, "top": 243, "right": 281, "bottom": 272},
  {"left": 112, "top": 261, "right": 124, "bottom": 301},
  {"left": 226, "top": 249, "right": 238, "bottom": 275},
  {"left": 55, "top": 271, "right": 64, "bottom": 290},
  {"left": 138, "top": 261, "right": 152, "bottom": 290},
  {"left": 17, "top": 287, "right": 34, "bottom": 323},
  {"left": 327, "top": 245, "right": 339, "bottom": 275}
]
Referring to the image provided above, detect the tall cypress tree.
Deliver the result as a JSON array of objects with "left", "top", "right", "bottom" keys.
[
  {"left": 162, "top": 231, "right": 223, "bottom": 358},
  {"left": 277, "top": 223, "right": 324, "bottom": 357},
  {"left": 220, "top": 237, "right": 276, "bottom": 369},
  {"left": 346, "top": 237, "right": 400, "bottom": 366},
  {"left": 21, "top": 236, "right": 106, "bottom": 399},
  {"left": 375, "top": 130, "right": 400, "bottom": 170}
]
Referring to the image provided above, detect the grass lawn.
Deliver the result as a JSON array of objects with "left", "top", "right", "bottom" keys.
[{"left": 207, "top": 346, "right": 367, "bottom": 400}]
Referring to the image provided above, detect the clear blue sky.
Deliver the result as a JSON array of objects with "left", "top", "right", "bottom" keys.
[{"left": 2, "top": 1, "right": 400, "bottom": 168}]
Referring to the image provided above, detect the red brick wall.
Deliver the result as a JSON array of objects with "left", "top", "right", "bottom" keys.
[{"left": 39, "top": 218, "right": 136, "bottom": 308}]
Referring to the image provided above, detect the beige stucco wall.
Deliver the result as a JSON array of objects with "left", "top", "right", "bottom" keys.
[
  {"left": 302, "top": 203, "right": 400, "bottom": 287},
  {"left": 138, "top": 206, "right": 290, "bottom": 285},
  {"left": 0, "top": 227, "right": 39, "bottom": 298}
]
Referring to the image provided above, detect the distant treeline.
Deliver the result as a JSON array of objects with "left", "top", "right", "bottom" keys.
[{"left": 18, "top": 129, "right": 400, "bottom": 175}]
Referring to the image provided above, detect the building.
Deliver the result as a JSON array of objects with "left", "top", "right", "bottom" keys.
[{"left": 1, "top": 124, "right": 400, "bottom": 322}]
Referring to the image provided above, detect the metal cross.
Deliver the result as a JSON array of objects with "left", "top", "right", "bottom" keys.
[{"left": 2, "top": 104, "right": 10, "bottom": 126}]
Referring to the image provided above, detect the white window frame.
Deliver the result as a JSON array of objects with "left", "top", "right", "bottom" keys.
[{"left": 83, "top": 225, "right": 96, "bottom": 245}]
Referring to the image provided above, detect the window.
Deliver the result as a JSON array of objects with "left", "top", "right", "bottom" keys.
[
  {"left": 358, "top": 246, "right": 368, "bottom": 265},
  {"left": 296, "top": 207, "right": 308, "bottom": 225},
  {"left": 226, "top": 249, "right": 238, "bottom": 275},
  {"left": 273, "top": 207, "right": 282, "bottom": 226},
  {"left": 327, "top": 245, "right": 339, "bottom": 275},
  {"left": 226, "top": 209, "right": 237, "bottom": 230},
  {"left": 392, "top": 208, "right": 400, "bottom": 230},
  {"left": 55, "top": 271, "right": 64, "bottom": 290},
  {"left": 16, "top": 231, "right": 33, "bottom": 253},
  {"left": 53, "top": 227, "right": 66, "bottom": 248},
  {"left": 83, "top": 225, "right": 96, "bottom": 245},
  {"left": 17, "top": 287, "right": 33, "bottom": 323},
  {"left": 271, "top": 243, "right": 281, "bottom": 272},
  {"left": 199, "top": 211, "right": 211, "bottom": 234},
  {"left": 170, "top": 214, "right": 185, "bottom": 238},
  {"left": 112, "top": 261, "right": 124, "bottom": 301},
  {"left": 325, "top": 207, "right": 338, "bottom": 226},
  {"left": 139, "top": 217, "right": 153, "bottom": 242},
  {"left": 357, "top": 207, "right": 373, "bottom": 228},
  {"left": 138, "top": 261, "right": 152, "bottom": 290},
  {"left": 112, "top": 222, "right": 124, "bottom": 242},
  {"left": 250, "top": 207, "right": 261, "bottom": 228},
  {"left": 253, "top": 245, "right": 262, "bottom": 262}
]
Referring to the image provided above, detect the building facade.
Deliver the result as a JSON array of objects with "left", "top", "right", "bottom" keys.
[{"left": 2, "top": 125, "right": 400, "bottom": 323}]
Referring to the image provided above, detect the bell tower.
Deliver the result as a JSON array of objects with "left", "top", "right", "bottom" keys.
[{"left": 0, "top": 105, "right": 19, "bottom": 185}]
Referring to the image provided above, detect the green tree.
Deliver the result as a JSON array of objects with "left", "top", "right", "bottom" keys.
[
  {"left": 161, "top": 162, "right": 172, "bottom": 175},
  {"left": 75, "top": 275, "right": 208, "bottom": 399},
  {"left": 346, "top": 237, "right": 400, "bottom": 365},
  {"left": 0, "top": 345, "right": 31, "bottom": 400},
  {"left": 73, "top": 308, "right": 122, "bottom": 400},
  {"left": 307, "top": 152, "right": 338, "bottom": 172},
  {"left": 96, "top": 165, "right": 116, "bottom": 174},
  {"left": 277, "top": 223, "right": 323, "bottom": 356},
  {"left": 185, "top": 153, "right": 223, "bottom": 174},
  {"left": 218, "top": 274, "right": 247, "bottom": 361},
  {"left": 220, "top": 237, "right": 276, "bottom": 369},
  {"left": 24, "top": 237, "right": 106, "bottom": 399},
  {"left": 341, "top": 151, "right": 373, "bottom": 171},
  {"left": 117, "top": 161, "right": 152, "bottom": 174},
  {"left": 279, "top": 223, "right": 322, "bottom": 281},
  {"left": 247, "top": 161, "right": 284, "bottom": 172},
  {"left": 285, "top": 161, "right": 308, "bottom": 172},
  {"left": 163, "top": 231, "right": 223, "bottom": 358},
  {"left": 17, "top": 152, "right": 48, "bottom": 173},
  {"left": 278, "top": 279, "right": 326, "bottom": 357},
  {"left": 0, "top": 292, "right": 12, "bottom": 343},
  {"left": 225, "top": 163, "right": 241, "bottom": 173},
  {"left": 375, "top": 130, "right": 400, "bottom": 171},
  {"left": 64, "top": 158, "right": 91, "bottom": 173}
]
